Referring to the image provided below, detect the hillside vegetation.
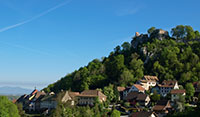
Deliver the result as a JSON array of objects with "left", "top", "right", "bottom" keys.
[{"left": 43, "top": 25, "right": 200, "bottom": 93}]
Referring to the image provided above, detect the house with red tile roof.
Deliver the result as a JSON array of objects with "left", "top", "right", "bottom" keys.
[{"left": 129, "top": 84, "right": 145, "bottom": 93}]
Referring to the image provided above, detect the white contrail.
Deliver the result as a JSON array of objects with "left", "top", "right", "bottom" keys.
[
  {"left": 0, "top": 41, "right": 53, "bottom": 56},
  {"left": 0, "top": 0, "right": 71, "bottom": 32}
]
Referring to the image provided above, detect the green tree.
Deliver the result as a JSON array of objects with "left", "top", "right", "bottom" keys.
[
  {"left": 103, "top": 84, "right": 116, "bottom": 102},
  {"left": 119, "top": 69, "right": 134, "bottom": 86},
  {"left": 185, "top": 83, "right": 195, "bottom": 101},
  {"left": 151, "top": 91, "right": 160, "bottom": 102},
  {"left": 111, "top": 109, "right": 121, "bottom": 117},
  {"left": 0, "top": 96, "right": 20, "bottom": 117},
  {"left": 148, "top": 27, "right": 156, "bottom": 35}
]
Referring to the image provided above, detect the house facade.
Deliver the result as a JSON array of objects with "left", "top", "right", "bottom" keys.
[{"left": 160, "top": 80, "right": 179, "bottom": 97}]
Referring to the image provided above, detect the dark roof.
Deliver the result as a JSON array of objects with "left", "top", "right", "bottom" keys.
[
  {"left": 130, "top": 111, "right": 158, "bottom": 117},
  {"left": 41, "top": 94, "right": 57, "bottom": 101},
  {"left": 16, "top": 94, "right": 27, "bottom": 103},
  {"left": 124, "top": 92, "right": 141, "bottom": 100},
  {"left": 170, "top": 89, "right": 185, "bottom": 94},
  {"left": 153, "top": 100, "right": 171, "bottom": 111},
  {"left": 136, "top": 94, "right": 148, "bottom": 101},
  {"left": 160, "top": 80, "right": 177, "bottom": 87}
]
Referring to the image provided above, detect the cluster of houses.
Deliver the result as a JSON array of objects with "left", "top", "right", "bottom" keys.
[
  {"left": 117, "top": 75, "right": 187, "bottom": 117},
  {"left": 16, "top": 88, "right": 107, "bottom": 114},
  {"left": 16, "top": 75, "right": 194, "bottom": 116}
]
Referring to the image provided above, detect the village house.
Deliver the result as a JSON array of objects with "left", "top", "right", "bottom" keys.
[
  {"left": 40, "top": 92, "right": 57, "bottom": 111},
  {"left": 130, "top": 111, "right": 158, "bottom": 117},
  {"left": 136, "top": 93, "right": 151, "bottom": 106},
  {"left": 124, "top": 91, "right": 150, "bottom": 106},
  {"left": 77, "top": 90, "right": 106, "bottom": 106},
  {"left": 153, "top": 100, "right": 172, "bottom": 116},
  {"left": 138, "top": 75, "right": 159, "bottom": 90},
  {"left": 170, "top": 89, "right": 186, "bottom": 102},
  {"left": 61, "top": 91, "right": 80, "bottom": 105},
  {"left": 123, "top": 84, "right": 145, "bottom": 99},
  {"left": 160, "top": 80, "right": 179, "bottom": 97}
]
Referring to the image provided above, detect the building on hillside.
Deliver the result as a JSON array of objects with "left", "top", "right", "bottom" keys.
[
  {"left": 136, "top": 93, "right": 151, "bottom": 106},
  {"left": 117, "top": 86, "right": 125, "bottom": 100},
  {"left": 128, "top": 84, "right": 145, "bottom": 93},
  {"left": 61, "top": 91, "right": 80, "bottom": 105},
  {"left": 160, "top": 80, "right": 179, "bottom": 97},
  {"left": 77, "top": 90, "right": 106, "bottom": 106},
  {"left": 130, "top": 111, "right": 158, "bottom": 117},
  {"left": 137, "top": 75, "right": 159, "bottom": 90},
  {"left": 170, "top": 89, "right": 185, "bottom": 102},
  {"left": 124, "top": 91, "right": 150, "bottom": 106},
  {"left": 40, "top": 92, "right": 57, "bottom": 111},
  {"left": 153, "top": 100, "right": 172, "bottom": 116},
  {"left": 17, "top": 89, "right": 46, "bottom": 112},
  {"left": 123, "top": 84, "right": 145, "bottom": 99}
]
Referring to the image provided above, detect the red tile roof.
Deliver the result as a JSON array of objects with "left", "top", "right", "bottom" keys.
[
  {"left": 134, "top": 84, "right": 145, "bottom": 91},
  {"left": 160, "top": 80, "right": 177, "bottom": 88},
  {"left": 117, "top": 86, "right": 125, "bottom": 92},
  {"left": 170, "top": 89, "right": 185, "bottom": 94},
  {"left": 143, "top": 75, "right": 159, "bottom": 81}
]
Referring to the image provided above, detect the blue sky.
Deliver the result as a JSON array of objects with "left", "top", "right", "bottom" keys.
[{"left": 0, "top": 0, "right": 199, "bottom": 89}]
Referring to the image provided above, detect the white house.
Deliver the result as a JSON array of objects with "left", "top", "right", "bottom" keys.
[
  {"left": 160, "top": 80, "right": 179, "bottom": 97},
  {"left": 138, "top": 75, "right": 159, "bottom": 90}
]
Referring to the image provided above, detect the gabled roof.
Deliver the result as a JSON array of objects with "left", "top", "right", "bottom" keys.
[
  {"left": 31, "top": 89, "right": 38, "bottom": 95},
  {"left": 79, "top": 90, "right": 106, "bottom": 98},
  {"left": 117, "top": 86, "right": 125, "bottom": 92},
  {"left": 170, "top": 89, "right": 185, "bottom": 94},
  {"left": 124, "top": 91, "right": 139, "bottom": 100},
  {"left": 130, "top": 111, "right": 158, "bottom": 117},
  {"left": 143, "top": 75, "right": 159, "bottom": 81},
  {"left": 133, "top": 84, "right": 145, "bottom": 91},
  {"left": 160, "top": 80, "right": 177, "bottom": 88},
  {"left": 153, "top": 100, "right": 171, "bottom": 111}
]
